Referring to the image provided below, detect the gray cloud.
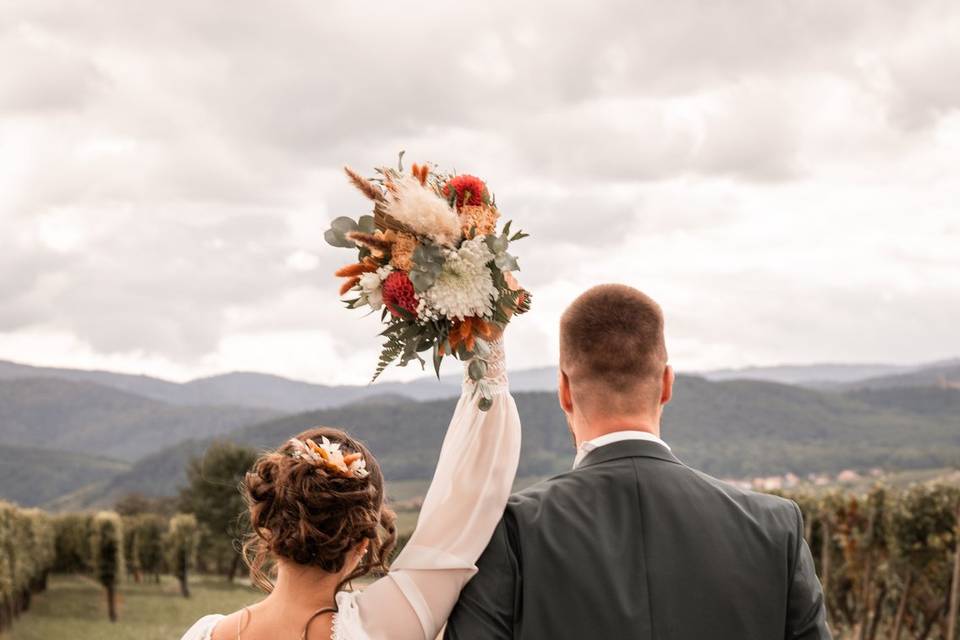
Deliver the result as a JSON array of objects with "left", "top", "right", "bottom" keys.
[{"left": 1, "top": 0, "right": 958, "bottom": 381}]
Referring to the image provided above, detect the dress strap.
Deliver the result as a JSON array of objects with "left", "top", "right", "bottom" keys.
[
  {"left": 301, "top": 607, "right": 338, "bottom": 640},
  {"left": 236, "top": 608, "right": 250, "bottom": 640}
]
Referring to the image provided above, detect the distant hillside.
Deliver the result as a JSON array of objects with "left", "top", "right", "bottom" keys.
[
  {"left": 699, "top": 363, "right": 913, "bottom": 386},
  {"left": 0, "top": 358, "right": 462, "bottom": 411},
  {"left": 0, "top": 444, "right": 129, "bottom": 507},
  {"left": 0, "top": 378, "right": 278, "bottom": 460},
  {"left": 0, "top": 358, "right": 565, "bottom": 414},
  {"left": 844, "top": 362, "right": 960, "bottom": 391},
  {"left": 0, "top": 359, "right": 188, "bottom": 402},
  {"left": 8, "top": 354, "right": 957, "bottom": 413},
  {"left": 847, "top": 386, "right": 960, "bottom": 417},
  {"left": 87, "top": 376, "right": 960, "bottom": 508}
]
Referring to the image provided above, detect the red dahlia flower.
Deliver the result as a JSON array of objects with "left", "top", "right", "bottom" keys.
[
  {"left": 443, "top": 175, "right": 489, "bottom": 209},
  {"left": 382, "top": 271, "right": 418, "bottom": 317}
]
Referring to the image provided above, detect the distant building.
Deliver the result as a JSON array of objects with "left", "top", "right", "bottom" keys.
[
  {"left": 811, "top": 474, "right": 832, "bottom": 486},
  {"left": 837, "top": 469, "right": 861, "bottom": 483},
  {"left": 753, "top": 476, "right": 783, "bottom": 491}
]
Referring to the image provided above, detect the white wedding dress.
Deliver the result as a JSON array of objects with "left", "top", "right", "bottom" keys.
[{"left": 180, "top": 342, "right": 520, "bottom": 640}]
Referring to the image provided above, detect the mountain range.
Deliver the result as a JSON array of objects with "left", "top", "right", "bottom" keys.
[{"left": 0, "top": 356, "right": 957, "bottom": 509}]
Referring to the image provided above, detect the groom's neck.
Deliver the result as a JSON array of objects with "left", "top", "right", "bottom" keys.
[{"left": 573, "top": 412, "right": 661, "bottom": 446}]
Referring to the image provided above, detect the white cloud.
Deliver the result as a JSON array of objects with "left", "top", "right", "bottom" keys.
[{"left": 0, "top": 0, "right": 958, "bottom": 383}]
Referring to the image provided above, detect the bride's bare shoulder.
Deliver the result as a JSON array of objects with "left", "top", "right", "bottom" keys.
[
  {"left": 208, "top": 610, "right": 245, "bottom": 640},
  {"left": 206, "top": 606, "right": 335, "bottom": 640}
]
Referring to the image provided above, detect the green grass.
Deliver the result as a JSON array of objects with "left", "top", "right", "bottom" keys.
[{"left": 4, "top": 574, "right": 262, "bottom": 640}]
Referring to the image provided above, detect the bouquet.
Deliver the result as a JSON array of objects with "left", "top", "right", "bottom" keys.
[{"left": 326, "top": 153, "right": 531, "bottom": 410}]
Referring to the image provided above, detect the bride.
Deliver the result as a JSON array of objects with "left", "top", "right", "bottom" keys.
[{"left": 179, "top": 339, "right": 519, "bottom": 640}]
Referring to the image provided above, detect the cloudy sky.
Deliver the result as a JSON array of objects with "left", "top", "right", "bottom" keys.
[{"left": 2, "top": 0, "right": 958, "bottom": 385}]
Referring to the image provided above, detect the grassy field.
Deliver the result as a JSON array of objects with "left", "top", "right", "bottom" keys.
[{"left": 3, "top": 574, "right": 262, "bottom": 640}]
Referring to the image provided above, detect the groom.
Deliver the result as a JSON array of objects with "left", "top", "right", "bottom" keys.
[{"left": 445, "top": 284, "right": 830, "bottom": 639}]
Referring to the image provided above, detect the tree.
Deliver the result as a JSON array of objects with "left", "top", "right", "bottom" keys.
[
  {"left": 887, "top": 484, "right": 960, "bottom": 640},
  {"left": 115, "top": 493, "right": 177, "bottom": 518},
  {"left": 0, "top": 504, "right": 54, "bottom": 633},
  {"left": 133, "top": 514, "right": 167, "bottom": 583},
  {"left": 179, "top": 441, "right": 257, "bottom": 581},
  {"left": 52, "top": 514, "right": 93, "bottom": 574},
  {"left": 123, "top": 518, "right": 142, "bottom": 583},
  {"left": 167, "top": 514, "right": 199, "bottom": 598},
  {"left": 91, "top": 512, "right": 124, "bottom": 622}
]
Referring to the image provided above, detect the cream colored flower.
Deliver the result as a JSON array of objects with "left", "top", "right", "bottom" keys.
[
  {"left": 422, "top": 237, "right": 496, "bottom": 320},
  {"left": 383, "top": 175, "right": 462, "bottom": 247},
  {"left": 358, "top": 268, "right": 388, "bottom": 310}
]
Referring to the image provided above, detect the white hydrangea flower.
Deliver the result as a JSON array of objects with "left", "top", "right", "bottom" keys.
[{"left": 423, "top": 237, "right": 497, "bottom": 320}]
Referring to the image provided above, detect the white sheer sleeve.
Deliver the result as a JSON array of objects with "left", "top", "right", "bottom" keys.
[
  {"left": 337, "top": 339, "right": 520, "bottom": 640},
  {"left": 178, "top": 614, "right": 222, "bottom": 640}
]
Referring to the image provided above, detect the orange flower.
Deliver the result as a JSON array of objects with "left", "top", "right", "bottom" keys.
[
  {"left": 334, "top": 257, "right": 379, "bottom": 278},
  {"left": 410, "top": 163, "right": 429, "bottom": 186},
  {"left": 389, "top": 232, "right": 417, "bottom": 271},
  {"left": 339, "top": 276, "right": 361, "bottom": 295},
  {"left": 444, "top": 317, "right": 497, "bottom": 354},
  {"left": 336, "top": 257, "right": 378, "bottom": 295},
  {"left": 459, "top": 204, "right": 500, "bottom": 237}
]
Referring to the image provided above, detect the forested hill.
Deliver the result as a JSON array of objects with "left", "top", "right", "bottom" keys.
[
  {"left": 91, "top": 376, "right": 960, "bottom": 507},
  {"left": 3, "top": 358, "right": 959, "bottom": 508}
]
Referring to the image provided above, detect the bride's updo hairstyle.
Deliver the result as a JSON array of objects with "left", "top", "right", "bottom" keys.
[{"left": 242, "top": 426, "right": 398, "bottom": 592}]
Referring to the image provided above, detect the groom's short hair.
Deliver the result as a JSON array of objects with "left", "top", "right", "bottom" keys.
[{"left": 560, "top": 284, "right": 667, "bottom": 406}]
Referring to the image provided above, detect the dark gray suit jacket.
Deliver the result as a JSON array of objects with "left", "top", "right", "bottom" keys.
[{"left": 445, "top": 439, "right": 830, "bottom": 639}]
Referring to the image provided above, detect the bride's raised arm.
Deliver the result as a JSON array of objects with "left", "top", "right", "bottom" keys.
[{"left": 337, "top": 338, "right": 520, "bottom": 640}]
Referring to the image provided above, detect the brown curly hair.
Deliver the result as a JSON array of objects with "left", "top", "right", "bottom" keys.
[{"left": 242, "top": 426, "right": 398, "bottom": 592}]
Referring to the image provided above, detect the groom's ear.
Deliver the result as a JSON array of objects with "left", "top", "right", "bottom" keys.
[
  {"left": 558, "top": 370, "right": 574, "bottom": 414},
  {"left": 660, "top": 365, "right": 675, "bottom": 407}
]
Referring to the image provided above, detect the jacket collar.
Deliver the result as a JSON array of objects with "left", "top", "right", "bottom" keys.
[{"left": 577, "top": 438, "right": 683, "bottom": 469}]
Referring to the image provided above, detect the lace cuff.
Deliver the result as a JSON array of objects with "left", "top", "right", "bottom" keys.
[{"left": 461, "top": 338, "right": 507, "bottom": 394}]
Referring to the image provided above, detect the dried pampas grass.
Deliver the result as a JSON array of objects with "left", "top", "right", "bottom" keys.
[
  {"left": 344, "top": 166, "right": 384, "bottom": 202},
  {"left": 382, "top": 175, "right": 462, "bottom": 247}
]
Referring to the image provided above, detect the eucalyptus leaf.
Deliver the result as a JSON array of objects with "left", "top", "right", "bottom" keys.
[
  {"left": 478, "top": 396, "right": 493, "bottom": 411},
  {"left": 325, "top": 216, "right": 361, "bottom": 248},
  {"left": 468, "top": 358, "right": 487, "bottom": 382},
  {"left": 409, "top": 269, "right": 436, "bottom": 292},
  {"left": 473, "top": 338, "right": 491, "bottom": 359},
  {"left": 331, "top": 216, "right": 359, "bottom": 234},
  {"left": 325, "top": 228, "right": 348, "bottom": 248},
  {"left": 486, "top": 234, "right": 509, "bottom": 254},
  {"left": 358, "top": 215, "right": 376, "bottom": 233},
  {"left": 495, "top": 253, "right": 520, "bottom": 271}
]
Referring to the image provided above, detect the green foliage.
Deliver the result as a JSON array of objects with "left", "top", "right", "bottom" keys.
[
  {"left": 0, "top": 501, "right": 55, "bottom": 632},
  {"left": 124, "top": 518, "right": 141, "bottom": 579},
  {"left": 131, "top": 514, "right": 167, "bottom": 579},
  {"left": 178, "top": 442, "right": 257, "bottom": 576},
  {"left": 782, "top": 483, "right": 960, "bottom": 638},
  {"left": 409, "top": 242, "right": 445, "bottom": 292},
  {"left": 324, "top": 215, "right": 375, "bottom": 248},
  {"left": 91, "top": 512, "right": 124, "bottom": 590},
  {"left": 167, "top": 514, "right": 199, "bottom": 597},
  {"left": 52, "top": 513, "right": 93, "bottom": 573},
  {"left": 0, "top": 378, "right": 274, "bottom": 466}
]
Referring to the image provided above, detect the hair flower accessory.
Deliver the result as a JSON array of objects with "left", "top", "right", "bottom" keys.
[
  {"left": 288, "top": 437, "right": 369, "bottom": 479},
  {"left": 326, "top": 152, "right": 532, "bottom": 410}
]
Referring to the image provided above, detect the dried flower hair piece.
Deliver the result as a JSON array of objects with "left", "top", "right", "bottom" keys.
[{"left": 288, "top": 436, "right": 369, "bottom": 479}]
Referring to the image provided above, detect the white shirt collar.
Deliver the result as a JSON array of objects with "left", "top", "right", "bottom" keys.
[{"left": 573, "top": 430, "right": 670, "bottom": 469}]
